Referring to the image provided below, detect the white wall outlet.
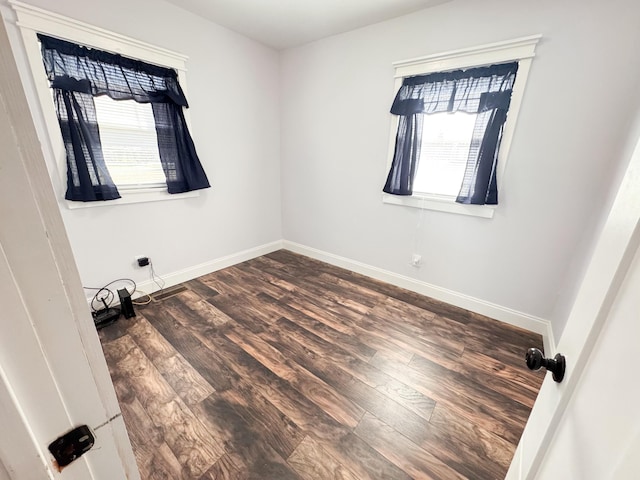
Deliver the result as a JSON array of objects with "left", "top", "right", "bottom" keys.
[{"left": 411, "top": 254, "right": 422, "bottom": 267}]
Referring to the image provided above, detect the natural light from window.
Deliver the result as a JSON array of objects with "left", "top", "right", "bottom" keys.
[
  {"left": 93, "top": 96, "right": 165, "bottom": 188},
  {"left": 412, "top": 112, "right": 477, "bottom": 197}
]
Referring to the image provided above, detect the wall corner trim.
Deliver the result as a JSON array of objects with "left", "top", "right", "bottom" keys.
[{"left": 282, "top": 240, "right": 554, "bottom": 350}]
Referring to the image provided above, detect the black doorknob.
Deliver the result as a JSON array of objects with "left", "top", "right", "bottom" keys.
[{"left": 525, "top": 348, "right": 566, "bottom": 383}]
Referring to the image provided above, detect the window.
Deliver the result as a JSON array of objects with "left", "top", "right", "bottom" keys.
[
  {"left": 93, "top": 96, "right": 165, "bottom": 188},
  {"left": 38, "top": 34, "right": 210, "bottom": 203},
  {"left": 383, "top": 35, "right": 541, "bottom": 218},
  {"left": 413, "top": 112, "right": 478, "bottom": 197},
  {"left": 12, "top": 3, "right": 210, "bottom": 207}
]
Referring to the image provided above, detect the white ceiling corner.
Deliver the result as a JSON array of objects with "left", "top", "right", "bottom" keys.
[{"left": 163, "top": 0, "right": 449, "bottom": 50}]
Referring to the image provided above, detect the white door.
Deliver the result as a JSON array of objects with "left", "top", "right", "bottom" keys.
[
  {"left": 0, "top": 17, "right": 138, "bottom": 480},
  {"left": 506, "top": 128, "right": 640, "bottom": 478},
  {"left": 535, "top": 236, "right": 640, "bottom": 478}
]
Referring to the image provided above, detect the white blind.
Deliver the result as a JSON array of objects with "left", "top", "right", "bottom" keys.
[
  {"left": 93, "top": 96, "right": 165, "bottom": 188},
  {"left": 413, "top": 112, "right": 477, "bottom": 197}
]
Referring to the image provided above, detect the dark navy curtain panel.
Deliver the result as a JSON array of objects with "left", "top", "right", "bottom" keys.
[
  {"left": 384, "top": 62, "right": 518, "bottom": 205},
  {"left": 38, "top": 34, "right": 210, "bottom": 201}
]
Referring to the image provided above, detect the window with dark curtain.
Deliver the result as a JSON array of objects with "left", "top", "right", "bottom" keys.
[
  {"left": 38, "top": 34, "right": 210, "bottom": 202},
  {"left": 383, "top": 62, "right": 518, "bottom": 205}
]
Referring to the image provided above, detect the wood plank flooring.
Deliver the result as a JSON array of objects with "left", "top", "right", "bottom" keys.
[{"left": 99, "top": 250, "right": 544, "bottom": 480}]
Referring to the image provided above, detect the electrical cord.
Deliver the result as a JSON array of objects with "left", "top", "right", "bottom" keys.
[
  {"left": 84, "top": 261, "right": 167, "bottom": 312},
  {"left": 149, "top": 260, "right": 165, "bottom": 294},
  {"left": 132, "top": 289, "right": 152, "bottom": 306},
  {"left": 83, "top": 278, "right": 137, "bottom": 312}
]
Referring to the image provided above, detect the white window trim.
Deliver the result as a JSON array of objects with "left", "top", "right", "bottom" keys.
[
  {"left": 8, "top": 0, "right": 199, "bottom": 209},
  {"left": 383, "top": 34, "right": 541, "bottom": 219}
]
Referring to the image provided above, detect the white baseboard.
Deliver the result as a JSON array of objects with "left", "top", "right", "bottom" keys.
[
  {"left": 282, "top": 240, "right": 555, "bottom": 354},
  {"left": 135, "top": 240, "right": 284, "bottom": 295},
  {"left": 87, "top": 240, "right": 283, "bottom": 304},
  {"left": 88, "top": 237, "right": 555, "bottom": 353}
]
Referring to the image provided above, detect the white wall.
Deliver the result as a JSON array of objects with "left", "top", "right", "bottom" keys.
[
  {"left": 280, "top": 0, "right": 640, "bottom": 341},
  {"left": 3, "top": 0, "right": 282, "bottom": 293}
]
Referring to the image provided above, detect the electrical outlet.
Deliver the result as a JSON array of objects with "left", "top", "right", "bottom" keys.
[{"left": 411, "top": 254, "right": 422, "bottom": 267}]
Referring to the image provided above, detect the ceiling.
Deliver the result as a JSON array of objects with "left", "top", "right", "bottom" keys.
[{"left": 163, "top": 0, "right": 449, "bottom": 50}]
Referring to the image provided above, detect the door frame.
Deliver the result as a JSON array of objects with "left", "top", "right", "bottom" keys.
[{"left": 0, "top": 9, "right": 138, "bottom": 479}]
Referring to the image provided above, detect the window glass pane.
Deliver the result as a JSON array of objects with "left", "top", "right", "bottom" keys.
[
  {"left": 93, "top": 96, "right": 165, "bottom": 187},
  {"left": 413, "top": 112, "right": 476, "bottom": 196}
]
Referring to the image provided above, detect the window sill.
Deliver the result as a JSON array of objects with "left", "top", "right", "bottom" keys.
[
  {"left": 66, "top": 187, "right": 199, "bottom": 209},
  {"left": 382, "top": 193, "right": 495, "bottom": 218}
]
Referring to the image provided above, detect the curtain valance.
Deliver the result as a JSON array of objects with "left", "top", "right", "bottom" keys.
[
  {"left": 390, "top": 62, "right": 518, "bottom": 116},
  {"left": 38, "top": 34, "right": 188, "bottom": 106}
]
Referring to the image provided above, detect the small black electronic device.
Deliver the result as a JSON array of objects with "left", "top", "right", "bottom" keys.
[
  {"left": 92, "top": 297, "right": 120, "bottom": 329},
  {"left": 118, "top": 288, "right": 136, "bottom": 319},
  {"left": 92, "top": 308, "right": 120, "bottom": 329}
]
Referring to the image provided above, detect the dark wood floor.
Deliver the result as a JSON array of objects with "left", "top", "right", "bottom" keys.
[{"left": 99, "top": 250, "right": 544, "bottom": 480}]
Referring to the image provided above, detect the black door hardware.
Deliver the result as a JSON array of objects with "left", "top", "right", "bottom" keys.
[
  {"left": 525, "top": 348, "right": 566, "bottom": 383},
  {"left": 48, "top": 424, "right": 95, "bottom": 468}
]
